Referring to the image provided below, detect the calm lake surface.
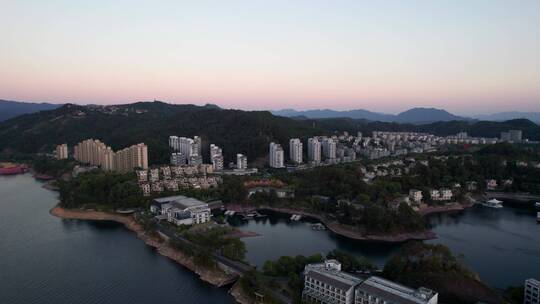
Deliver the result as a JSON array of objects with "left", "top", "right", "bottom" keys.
[
  {"left": 2, "top": 174, "right": 539, "bottom": 304},
  {"left": 231, "top": 204, "right": 540, "bottom": 289},
  {"left": 0, "top": 174, "right": 235, "bottom": 304}
]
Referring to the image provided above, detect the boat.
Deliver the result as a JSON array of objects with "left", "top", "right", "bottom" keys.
[
  {"left": 311, "top": 223, "right": 326, "bottom": 230},
  {"left": 537, "top": 212, "right": 540, "bottom": 223},
  {"left": 290, "top": 214, "right": 302, "bottom": 221},
  {"left": 482, "top": 198, "right": 503, "bottom": 208},
  {"left": 0, "top": 165, "right": 26, "bottom": 175},
  {"left": 535, "top": 202, "right": 540, "bottom": 211}
]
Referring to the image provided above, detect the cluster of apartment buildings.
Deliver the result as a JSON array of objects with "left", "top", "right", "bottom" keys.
[
  {"left": 500, "top": 130, "right": 523, "bottom": 143},
  {"left": 269, "top": 136, "right": 355, "bottom": 168},
  {"left": 169, "top": 136, "right": 250, "bottom": 173},
  {"left": 150, "top": 195, "right": 211, "bottom": 226},
  {"left": 302, "top": 260, "right": 438, "bottom": 304},
  {"left": 137, "top": 164, "right": 221, "bottom": 196},
  {"left": 73, "top": 139, "right": 148, "bottom": 173}
]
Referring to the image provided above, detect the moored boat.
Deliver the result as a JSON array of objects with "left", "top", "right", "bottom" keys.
[
  {"left": 535, "top": 202, "right": 540, "bottom": 211},
  {"left": 537, "top": 212, "right": 540, "bottom": 223},
  {"left": 482, "top": 198, "right": 503, "bottom": 208}
]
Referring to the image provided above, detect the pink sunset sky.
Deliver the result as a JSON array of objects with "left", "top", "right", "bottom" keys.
[{"left": 1, "top": 1, "right": 539, "bottom": 115}]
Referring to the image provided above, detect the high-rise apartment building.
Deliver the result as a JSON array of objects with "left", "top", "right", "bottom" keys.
[
  {"left": 236, "top": 154, "right": 247, "bottom": 170},
  {"left": 169, "top": 136, "right": 202, "bottom": 164},
  {"left": 289, "top": 138, "right": 303, "bottom": 164},
  {"left": 307, "top": 138, "right": 321, "bottom": 163},
  {"left": 322, "top": 138, "right": 337, "bottom": 160},
  {"left": 210, "top": 144, "right": 224, "bottom": 171},
  {"left": 55, "top": 144, "right": 68, "bottom": 160},
  {"left": 269, "top": 142, "right": 284, "bottom": 168},
  {"left": 74, "top": 139, "right": 147, "bottom": 173}
]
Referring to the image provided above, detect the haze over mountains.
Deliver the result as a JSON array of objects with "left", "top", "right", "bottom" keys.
[
  {"left": 0, "top": 100, "right": 61, "bottom": 121},
  {"left": 272, "top": 107, "right": 540, "bottom": 124},
  {"left": 1, "top": 99, "right": 539, "bottom": 124}
]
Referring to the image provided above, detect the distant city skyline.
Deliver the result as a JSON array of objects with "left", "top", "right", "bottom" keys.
[{"left": 1, "top": 1, "right": 539, "bottom": 114}]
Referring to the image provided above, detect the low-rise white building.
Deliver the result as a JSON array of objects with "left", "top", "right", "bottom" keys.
[
  {"left": 409, "top": 189, "right": 423, "bottom": 203},
  {"left": 151, "top": 195, "right": 211, "bottom": 226}
]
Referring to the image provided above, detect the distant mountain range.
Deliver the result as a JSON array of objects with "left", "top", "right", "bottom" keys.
[
  {"left": 272, "top": 107, "right": 471, "bottom": 124},
  {"left": 0, "top": 100, "right": 62, "bottom": 121},
  {"left": 473, "top": 111, "right": 540, "bottom": 123},
  {"left": 1, "top": 101, "right": 539, "bottom": 166}
]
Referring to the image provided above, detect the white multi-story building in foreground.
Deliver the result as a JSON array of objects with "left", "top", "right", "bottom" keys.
[
  {"left": 303, "top": 260, "right": 362, "bottom": 304},
  {"left": 308, "top": 138, "right": 322, "bottom": 163},
  {"left": 525, "top": 278, "right": 540, "bottom": 304},
  {"left": 289, "top": 138, "right": 303, "bottom": 164},
  {"left": 150, "top": 195, "right": 211, "bottom": 226},
  {"left": 302, "top": 261, "right": 438, "bottom": 304},
  {"left": 269, "top": 142, "right": 285, "bottom": 168}
]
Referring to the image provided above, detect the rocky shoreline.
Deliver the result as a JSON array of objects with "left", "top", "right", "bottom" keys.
[
  {"left": 49, "top": 206, "right": 237, "bottom": 288},
  {"left": 259, "top": 206, "right": 437, "bottom": 242}
]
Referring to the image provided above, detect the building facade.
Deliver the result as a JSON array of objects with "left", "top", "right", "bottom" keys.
[
  {"left": 74, "top": 139, "right": 147, "bottom": 172},
  {"left": 308, "top": 138, "right": 322, "bottom": 163},
  {"left": 322, "top": 138, "right": 337, "bottom": 160},
  {"left": 269, "top": 142, "right": 285, "bottom": 168},
  {"left": 289, "top": 138, "right": 303, "bottom": 164},
  {"left": 525, "top": 278, "right": 540, "bottom": 304},
  {"left": 236, "top": 153, "right": 248, "bottom": 170},
  {"left": 302, "top": 261, "right": 438, "bottom": 304},
  {"left": 55, "top": 144, "right": 68, "bottom": 160},
  {"left": 150, "top": 195, "right": 211, "bottom": 226}
]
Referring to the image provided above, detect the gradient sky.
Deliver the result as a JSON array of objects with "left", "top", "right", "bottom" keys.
[{"left": 1, "top": 0, "right": 539, "bottom": 114}]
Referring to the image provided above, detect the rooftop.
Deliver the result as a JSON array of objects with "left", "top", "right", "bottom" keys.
[
  {"left": 357, "top": 276, "right": 436, "bottom": 304},
  {"left": 153, "top": 195, "right": 207, "bottom": 209},
  {"left": 305, "top": 263, "right": 363, "bottom": 291}
]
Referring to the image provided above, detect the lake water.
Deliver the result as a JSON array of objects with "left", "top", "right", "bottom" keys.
[
  {"left": 231, "top": 205, "right": 540, "bottom": 289},
  {"left": 0, "top": 174, "right": 235, "bottom": 304},
  {"left": 2, "top": 174, "right": 539, "bottom": 304}
]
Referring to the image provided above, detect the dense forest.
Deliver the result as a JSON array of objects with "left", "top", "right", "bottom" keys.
[
  {"left": 383, "top": 242, "right": 501, "bottom": 304},
  {"left": 1, "top": 101, "right": 539, "bottom": 167}
]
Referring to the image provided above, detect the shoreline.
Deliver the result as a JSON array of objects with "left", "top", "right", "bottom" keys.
[
  {"left": 49, "top": 206, "right": 237, "bottom": 288},
  {"left": 259, "top": 206, "right": 436, "bottom": 242}
]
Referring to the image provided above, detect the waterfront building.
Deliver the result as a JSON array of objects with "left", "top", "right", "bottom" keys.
[
  {"left": 150, "top": 195, "right": 211, "bottom": 226},
  {"left": 355, "top": 276, "right": 438, "bottom": 304},
  {"left": 486, "top": 179, "right": 498, "bottom": 190},
  {"left": 269, "top": 142, "right": 285, "bottom": 168},
  {"left": 307, "top": 138, "right": 322, "bottom": 163},
  {"left": 289, "top": 138, "right": 303, "bottom": 164},
  {"left": 322, "top": 138, "right": 337, "bottom": 160},
  {"left": 525, "top": 278, "right": 540, "bottom": 304},
  {"left": 302, "top": 260, "right": 362, "bottom": 304},
  {"left": 55, "top": 144, "right": 68, "bottom": 160},
  {"left": 236, "top": 153, "right": 248, "bottom": 170}
]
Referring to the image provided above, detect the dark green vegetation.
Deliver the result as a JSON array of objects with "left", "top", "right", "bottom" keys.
[
  {"left": 258, "top": 165, "right": 428, "bottom": 234},
  {"left": 183, "top": 226, "right": 247, "bottom": 262},
  {"left": 32, "top": 156, "right": 76, "bottom": 178},
  {"left": 58, "top": 171, "right": 149, "bottom": 210},
  {"left": 1, "top": 101, "right": 539, "bottom": 167},
  {"left": 0, "top": 102, "right": 324, "bottom": 165},
  {"left": 383, "top": 242, "right": 501, "bottom": 304}
]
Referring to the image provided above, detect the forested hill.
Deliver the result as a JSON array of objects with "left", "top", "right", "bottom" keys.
[
  {"left": 0, "top": 101, "right": 324, "bottom": 164},
  {"left": 309, "top": 118, "right": 540, "bottom": 140}
]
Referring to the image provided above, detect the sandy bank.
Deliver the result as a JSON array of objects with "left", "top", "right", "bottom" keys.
[{"left": 50, "top": 206, "right": 236, "bottom": 287}]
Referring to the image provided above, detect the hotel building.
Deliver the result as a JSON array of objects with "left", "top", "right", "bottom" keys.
[{"left": 289, "top": 138, "right": 303, "bottom": 164}]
